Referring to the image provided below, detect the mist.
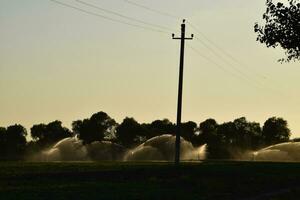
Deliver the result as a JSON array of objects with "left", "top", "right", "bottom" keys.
[
  {"left": 28, "top": 134, "right": 206, "bottom": 162},
  {"left": 251, "top": 142, "right": 300, "bottom": 162}
]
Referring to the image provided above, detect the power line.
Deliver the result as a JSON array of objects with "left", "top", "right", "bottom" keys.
[
  {"left": 187, "top": 45, "right": 240, "bottom": 78},
  {"left": 123, "top": 0, "right": 180, "bottom": 19},
  {"left": 187, "top": 22, "right": 268, "bottom": 80},
  {"left": 122, "top": 0, "right": 268, "bottom": 81},
  {"left": 188, "top": 22, "right": 286, "bottom": 94},
  {"left": 75, "top": 0, "right": 174, "bottom": 32},
  {"left": 50, "top": 0, "right": 281, "bottom": 94},
  {"left": 188, "top": 44, "right": 285, "bottom": 95},
  {"left": 193, "top": 37, "right": 264, "bottom": 86},
  {"left": 49, "top": 0, "right": 169, "bottom": 34},
  {"left": 187, "top": 44, "right": 262, "bottom": 89},
  {"left": 122, "top": 0, "right": 268, "bottom": 82}
]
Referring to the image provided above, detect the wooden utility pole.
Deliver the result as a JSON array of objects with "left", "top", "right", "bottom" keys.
[{"left": 172, "top": 19, "right": 193, "bottom": 165}]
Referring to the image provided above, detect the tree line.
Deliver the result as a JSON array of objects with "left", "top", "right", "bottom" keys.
[{"left": 0, "top": 111, "right": 292, "bottom": 160}]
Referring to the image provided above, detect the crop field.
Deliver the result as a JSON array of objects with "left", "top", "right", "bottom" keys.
[{"left": 1, "top": 161, "right": 300, "bottom": 200}]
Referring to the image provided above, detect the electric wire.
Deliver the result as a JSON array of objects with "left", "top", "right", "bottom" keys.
[
  {"left": 75, "top": 0, "right": 174, "bottom": 32},
  {"left": 187, "top": 21, "right": 268, "bottom": 80},
  {"left": 188, "top": 44, "right": 285, "bottom": 95},
  {"left": 193, "top": 37, "right": 265, "bottom": 86},
  {"left": 51, "top": 0, "right": 281, "bottom": 94},
  {"left": 122, "top": 0, "right": 269, "bottom": 81},
  {"left": 123, "top": 0, "right": 268, "bottom": 82},
  {"left": 187, "top": 44, "right": 263, "bottom": 89},
  {"left": 187, "top": 22, "right": 286, "bottom": 94},
  {"left": 123, "top": 0, "right": 180, "bottom": 20},
  {"left": 49, "top": 0, "right": 170, "bottom": 34},
  {"left": 122, "top": 0, "right": 269, "bottom": 89}
]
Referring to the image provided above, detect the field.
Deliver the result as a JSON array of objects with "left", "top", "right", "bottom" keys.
[{"left": 1, "top": 161, "right": 300, "bottom": 200}]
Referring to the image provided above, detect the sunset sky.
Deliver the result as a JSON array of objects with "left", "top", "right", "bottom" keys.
[{"left": 1, "top": 0, "right": 299, "bottom": 138}]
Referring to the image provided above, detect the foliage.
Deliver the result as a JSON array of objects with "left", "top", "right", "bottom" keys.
[
  {"left": 72, "top": 111, "right": 117, "bottom": 144},
  {"left": 0, "top": 125, "right": 27, "bottom": 160},
  {"left": 30, "top": 120, "right": 72, "bottom": 147},
  {"left": 180, "top": 121, "right": 197, "bottom": 142},
  {"left": 196, "top": 119, "right": 221, "bottom": 158},
  {"left": 196, "top": 118, "right": 263, "bottom": 159},
  {"left": 231, "top": 117, "right": 262, "bottom": 150},
  {"left": 142, "top": 119, "right": 176, "bottom": 139},
  {"left": 262, "top": 117, "right": 291, "bottom": 145},
  {"left": 115, "top": 117, "right": 145, "bottom": 148},
  {"left": 196, "top": 119, "right": 219, "bottom": 144},
  {"left": 0, "top": 112, "right": 293, "bottom": 160},
  {"left": 217, "top": 118, "right": 263, "bottom": 158},
  {"left": 0, "top": 127, "right": 6, "bottom": 158},
  {"left": 254, "top": 0, "right": 300, "bottom": 62}
]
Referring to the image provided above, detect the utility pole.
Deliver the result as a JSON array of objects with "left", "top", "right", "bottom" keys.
[{"left": 172, "top": 19, "right": 193, "bottom": 165}]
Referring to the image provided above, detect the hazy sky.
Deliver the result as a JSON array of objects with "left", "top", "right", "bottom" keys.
[{"left": 1, "top": 0, "right": 299, "bottom": 137}]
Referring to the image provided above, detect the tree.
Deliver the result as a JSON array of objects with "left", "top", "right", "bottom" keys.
[
  {"left": 195, "top": 119, "right": 221, "bottom": 159},
  {"left": 0, "top": 127, "right": 6, "bottom": 159},
  {"left": 254, "top": 0, "right": 300, "bottom": 62},
  {"left": 232, "top": 117, "right": 262, "bottom": 150},
  {"left": 115, "top": 117, "right": 144, "bottom": 148},
  {"left": 215, "top": 121, "right": 236, "bottom": 159},
  {"left": 217, "top": 118, "right": 262, "bottom": 150},
  {"left": 212, "top": 118, "right": 263, "bottom": 159},
  {"left": 45, "top": 121, "right": 72, "bottom": 143},
  {"left": 72, "top": 111, "right": 117, "bottom": 144},
  {"left": 262, "top": 117, "right": 291, "bottom": 145},
  {"left": 180, "top": 121, "right": 197, "bottom": 142},
  {"left": 5, "top": 124, "right": 27, "bottom": 159},
  {"left": 196, "top": 118, "right": 219, "bottom": 145},
  {"left": 31, "top": 123, "right": 47, "bottom": 141},
  {"left": 217, "top": 121, "right": 236, "bottom": 146},
  {"left": 142, "top": 119, "right": 176, "bottom": 139},
  {"left": 30, "top": 120, "right": 72, "bottom": 147}
]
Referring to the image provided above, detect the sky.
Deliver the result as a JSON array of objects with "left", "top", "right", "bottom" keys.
[{"left": 0, "top": 0, "right": 299, "bottom": 138}]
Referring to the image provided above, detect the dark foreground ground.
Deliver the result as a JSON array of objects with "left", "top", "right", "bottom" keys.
[{"left": 1, "top": 161, "right": 300, "bottom": 200}]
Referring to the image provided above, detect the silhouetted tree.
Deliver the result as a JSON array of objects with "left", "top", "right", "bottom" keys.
[
  {"left": 0, "top": 127, "right": 6, "bottom": 159},
  {"left": 0, "top": 113, "right": 293, "bottom": 160},
  {"left": 25, "top": 140, "right": 44, "bottom": 160},
  {"left": 72, "top": 111, "right": 117, "bottom": 144},
  {"left": 0, "top": 127, "right": 5, "bottom": 136},
  {"left": 115, "top": 117, "right": 145, "bottom": 148},
  {"left": 31, "top": 124, "right": 47, "bottom": 141},
  {"left": 262, "top": 117, "right": 291, "bottom": 145},
  {"left": 31, "top": 120, "right": 72, "bottom": 148},
  {"left": 233, "top": 117, "right": 262, "bottom": 150},
  {"left": 214, "top": 121, "right": 236, "bottom": 159},
  {"left": 142, "top": 119, "right": 176, "bottom": 139},
  {"left": 5, "top": 124, "right": 27, "bottom": 160},
  {"left": 212, "top": 118, "right": 263, "bottom": 159},
  {"left": 196, "top": 119, "right": 218, "bottom": 145},
  {"left": 217, "top": 121, "right": 236, "bottom": 145},
  {"left": 195, "top": 119, "right": 221, "bottom": 158},
  {"left": 255, "top": 0, "right": 300, "bottom": 62},
  {"left": 180, "top": 121, "right": 197, "bottom": 142}
]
